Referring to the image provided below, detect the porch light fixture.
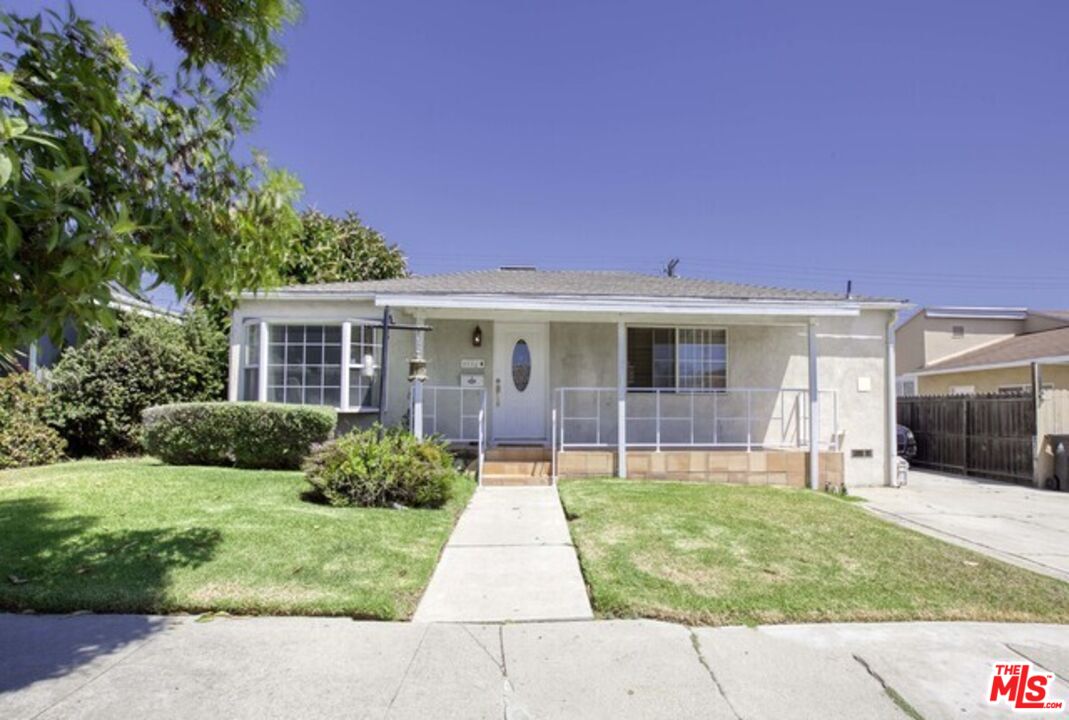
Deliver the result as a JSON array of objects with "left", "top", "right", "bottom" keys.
[{"left": 472, "top": 325, "right": 483, "bottom": 348}]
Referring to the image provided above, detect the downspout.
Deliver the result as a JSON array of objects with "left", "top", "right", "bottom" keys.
[{"left": 885, "top": 314, "right": 897, "bottom": 487}]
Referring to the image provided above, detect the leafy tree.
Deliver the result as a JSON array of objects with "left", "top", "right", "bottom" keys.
[
  {"left": 0, "top": 2, "right": 302, "bottom": 353},
  {"left": 46, "top": 309, "right": 228, "bottom": 458},
  {"left": 282, "top": 210, "right": 408, "bottom": 286}
]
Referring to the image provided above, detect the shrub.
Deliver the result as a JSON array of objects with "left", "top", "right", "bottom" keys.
[
  {"left": 47, "top": 310, "right": 228, "bottom": 457},
  {"left": 0, "top": 373, "right": 66, "bottom": 469},
  {"left": 143, "top": 402, "right": 336, "bottom": 470},
  {"left": 303, "top": 426, "right": 455, "bottom": 508}
]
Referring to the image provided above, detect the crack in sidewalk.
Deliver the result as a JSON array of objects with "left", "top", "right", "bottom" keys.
[
  {"left": 687, "top": 629, "right": 742, "bottom": 720},
  {"left": 852, "top": 653, "right": 926, "bottom": 720}
]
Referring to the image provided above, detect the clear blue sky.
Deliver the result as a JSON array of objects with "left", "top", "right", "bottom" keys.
[{"left": 13, "top": 1, "right": 1069, "bottom": 309}]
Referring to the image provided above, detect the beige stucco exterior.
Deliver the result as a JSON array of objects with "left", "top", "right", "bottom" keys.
[
  {"left": 231, "top": 299, "right": 896, "bottom": 487},
  {"left": 917, "top": 364, "right": 1069, "bottom": 396}
]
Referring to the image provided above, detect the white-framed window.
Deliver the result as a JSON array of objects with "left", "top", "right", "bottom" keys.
[
  {"left": 349, "top": 323, "right": 382, "bottom": 409},
  {"left": 240, "top": 320, "right": 383, "bottom": 410},
  {"left": 948, "top": 385, "right": 975, "bottom": 396},
  {"left": 242, "top": 324, "right": 260, "bottom": 401},
  {"left": 627, "top": 326, "right": 727, "bottom": 390},
  {"left": 267, "top": 324, "right": 343, "bottom": 406},
  {"left": 951, "top": 325, "right": 965, "bottom": 339}
]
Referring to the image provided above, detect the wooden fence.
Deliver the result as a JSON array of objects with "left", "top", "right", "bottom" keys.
[{"left": 897, "top": 393, "right": 1035, "bottom": 485}]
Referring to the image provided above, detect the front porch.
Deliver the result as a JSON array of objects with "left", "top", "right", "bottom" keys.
[{"left": 409, "top": 316, "right": 842, "bottom": 487}]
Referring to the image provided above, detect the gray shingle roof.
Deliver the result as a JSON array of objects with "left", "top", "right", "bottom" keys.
[
  {"left": 272, "top": 269, "right": 900, "bottom": 303},
  {"left": 924, "top": 325, "right": 1069, "bottom": 372}
]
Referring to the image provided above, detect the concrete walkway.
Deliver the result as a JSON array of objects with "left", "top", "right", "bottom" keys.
[
  {"left": 412, "top": 486, "right": 593, "bottom": 623},
  {"left": 856, "top": 469, "right": 1069, "bottom": 583},
  {"left": 4, "top": 614, "right": 1069, "bottom": 719}
]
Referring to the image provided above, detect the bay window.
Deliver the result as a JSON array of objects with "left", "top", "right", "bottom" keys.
[
  {"left": 627, "top": 327, "right": 727, "bottom": 390},
  {"left": 242, "top": 321, "right": 381, "bottom": 410}
]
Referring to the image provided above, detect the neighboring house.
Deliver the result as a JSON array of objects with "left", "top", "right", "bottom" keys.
[
  {"left": 230, "top": 268, "right": 906, "bottom": 488},
  {"left": 896, "top": 307, "right": 1069, "bottom": 396},
  {"left": 14, "top": 284, "right": 185, "bottom": 374}
]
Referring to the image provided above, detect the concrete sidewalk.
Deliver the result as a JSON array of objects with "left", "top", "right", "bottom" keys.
[
  {"left": 4, "top": 614, "right": 1069, "bottom": 719},
  {"left": 412, "top": 486, "right": 593, "bottom": 622},
  {"left": 856, "top": 469, "right": 1069, "bottom": 582}
]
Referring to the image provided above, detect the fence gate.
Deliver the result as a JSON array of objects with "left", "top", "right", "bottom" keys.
[{"left": 897, "top": 394, "right": 1035, "bottom": 485}]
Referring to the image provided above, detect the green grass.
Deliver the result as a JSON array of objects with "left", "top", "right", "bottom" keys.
[
  {"left": 0, "top": 459, "right": 474, "bottom": 618},
  {"left": 559, "top": 479, "right": 1069, "bottom": 626}
]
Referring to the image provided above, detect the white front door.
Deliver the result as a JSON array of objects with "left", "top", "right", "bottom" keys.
[{"left": 492, "top": 322, "right": 549, "bottom": 442}]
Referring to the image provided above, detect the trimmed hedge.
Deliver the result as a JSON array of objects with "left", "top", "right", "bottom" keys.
[
  {"left": 143, "top": 402, "right": 336, "bottom": 470},
  {"left": 304, "top": 426, "right": 455, "bottom": 508}
]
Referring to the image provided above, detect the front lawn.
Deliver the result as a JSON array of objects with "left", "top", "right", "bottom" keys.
[
  {"left": 0, "top": 459, "right": 473, "bottom": 618},
  {"left": 559, "top": 479, "right": 1069, "bottom": 625}
]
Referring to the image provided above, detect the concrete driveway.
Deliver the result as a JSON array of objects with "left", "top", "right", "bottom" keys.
[
  {"left": 856, "top": 469, "right": 1069, "bottom": 582},
  {"left": 4, "top": 614, "right": 1069, "bottom": 719}
]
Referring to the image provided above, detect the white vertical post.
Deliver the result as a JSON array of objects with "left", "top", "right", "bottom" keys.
[
  {"left": 885, "top": 316, "right": 897, "bottom": 486},
  {"left": 257, "top": 320, "right": 269, "bottom": 403},
  {"left": 617, "top": 320, "right": 627, "bottom": 478},
  {"left": 746, "top": 389, "right": 752, "bottom": 452},
  {"left": 28, "top": 341, "right": 38, "bottom": 374},
  {"left": 807, "top": 320, "right": 820, "bottom": 490},
  {"left": 227, "top": 324, "right": 240, "bottom": 402},
  {"left": 655, "top": 391, "right": 662, "bottom": 452},
  {"left": 340, "top": 321, "right": 352, "bottom": 411},
  {"left": 412, "top": 315, "right": 425, "bottom": 439}
]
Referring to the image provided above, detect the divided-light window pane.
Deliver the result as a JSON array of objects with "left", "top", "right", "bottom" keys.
[
  {"left": 627, "top": 327, "right": 726, "bottom": 391},
  {"left": 265, "top": 324, "right": 343, "bottom": 407}
]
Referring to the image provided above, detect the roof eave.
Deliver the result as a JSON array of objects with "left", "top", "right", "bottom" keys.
[{"left": 916, "top": 355, "right": 1069, "bottom": 376}]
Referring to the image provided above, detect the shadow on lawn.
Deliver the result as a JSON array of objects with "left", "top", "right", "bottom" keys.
[{"left": 0, "top": 496, "right": 220, "bottom": 693}]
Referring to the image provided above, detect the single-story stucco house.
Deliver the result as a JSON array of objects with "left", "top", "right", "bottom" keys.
[{"left": 228, "top": 268, "right": 907, "bottom": 488}]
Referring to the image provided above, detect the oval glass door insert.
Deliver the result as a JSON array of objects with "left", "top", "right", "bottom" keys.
[{"left": 511, "top": 339, "right": 531, "bottom": 391}]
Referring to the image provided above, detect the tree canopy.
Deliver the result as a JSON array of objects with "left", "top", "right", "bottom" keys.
[
  {"left": 282, "top": 210, "right": 408, "bottom": 286},
  {"left": 0, "top": 1, "right": 302, "bottom": 352}
]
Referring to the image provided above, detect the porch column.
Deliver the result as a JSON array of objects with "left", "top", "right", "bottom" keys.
[
  {"left": 885, "top": 315, "right": 897, "bottom": 487},
  {"left": 340, "top": 321, "right": 352, "bottom": 411},
  {"left": 807, "top": 319, "right": 820, "bottom": 490},
  {"left": 257, "top": 320, "right": 269, "bottom": 402},
  {"left": 617, "top": 319, "right": 627, "bottom": 478},
  {"left": 412, "top": 314, "right": 425, "bottom": 439}
]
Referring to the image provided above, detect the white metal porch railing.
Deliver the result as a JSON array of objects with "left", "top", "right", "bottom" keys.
[
  {"left": 555, "top": 387, "right": 839, "bottom": 452},
  {"left": 411, "top": 385, "right": 486, "bottom": 484}
]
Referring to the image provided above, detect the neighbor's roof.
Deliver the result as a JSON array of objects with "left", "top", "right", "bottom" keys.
[
  {"left": 266, "top": 269, "right": 902, "bottom": 304},
  {"left": 921, "top": 325, "right": 1069, "bottom": 374}
]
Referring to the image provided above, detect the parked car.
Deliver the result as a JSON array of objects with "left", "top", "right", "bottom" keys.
[{"left": 896, "top": 425, "right": 917, "bottom": 460}]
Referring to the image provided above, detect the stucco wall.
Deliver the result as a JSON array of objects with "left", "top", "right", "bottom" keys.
[
  {"left": 917, "top": 364, "right": 1069, "bottom": 395},
  {"left": 922, "top": 317, "right": 1021, "bottom": 367},
  {"left": 895, "top": 313, "right": 927, "bottom": 375}
]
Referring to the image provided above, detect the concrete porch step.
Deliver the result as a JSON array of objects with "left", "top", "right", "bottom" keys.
[
  {"left": 481, "top": 475, "right": 554, "bottom": 487},
  {"left": 481, "top": 461, "right": 551, "bottom": 477},
  {"left": 484, "top": 447, "right": 551, "bottom": 462}
]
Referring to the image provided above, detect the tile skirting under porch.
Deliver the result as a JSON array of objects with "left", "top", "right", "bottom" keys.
[{"left": 556, "top": 449, "right": 845, "bottom": 488}]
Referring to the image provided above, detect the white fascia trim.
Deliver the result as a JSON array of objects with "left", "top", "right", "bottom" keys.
[
  {"left": 915, "top": 355, "right": 1069, "bottom": 376},
  {"left": 240, "top": 289, "right": 906, "bottom": 315},
  {"left": 925, "top": 307, "right": 1029, "bottom": 320},
  {"left": 372, "top": 293, "right": 876, "bottom": 317}
]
